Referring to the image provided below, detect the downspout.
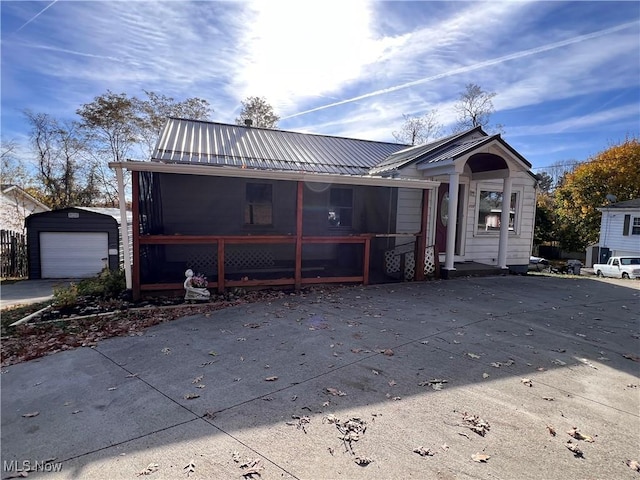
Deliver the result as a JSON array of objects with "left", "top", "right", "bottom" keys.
[{"left": 115, "top": 166, "right": 132, "bottom": 290}]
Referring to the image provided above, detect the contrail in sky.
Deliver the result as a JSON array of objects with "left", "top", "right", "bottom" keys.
[
  {"left": 16, "top": 0, "right": 59, "bottom": 32},
  {"left": 282, "top": 21, "right": 639, "bottom": 120}
]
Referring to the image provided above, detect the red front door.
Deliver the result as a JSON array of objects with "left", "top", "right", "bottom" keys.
[{"left": 435, "top": 183, "right": 448, "bottom": 254}]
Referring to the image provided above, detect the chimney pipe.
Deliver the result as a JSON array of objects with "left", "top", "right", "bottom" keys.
[{"left": 244, "top": 119, "right": 253, "bottom": 127}]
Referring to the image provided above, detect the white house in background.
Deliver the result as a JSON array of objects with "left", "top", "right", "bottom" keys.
[
  {"left": 0, "top": 184, "right": 50, "bottom": 234},
  {"left": 597, "top": 198, "right": 640, "bottom": 259}
]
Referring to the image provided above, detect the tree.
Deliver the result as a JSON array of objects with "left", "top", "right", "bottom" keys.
[
  {"left": 392, "top": 111, "right": 443, "bottom": 145},
  {"left": 77, "top": 90, "right": 213, "bottom": 204},
  {"left": 1, "top": 138, "right": 29, "bottom": 186},
  {"left": 135, "top": 90, "right": 211, "bottom": 157},
  {"left": 235, "top": 96, "right": 279, "bottom": 128},
  {"left": 25, "top": 111, "right": 101, "bottom": 209},
  {"left": 554, "top": 136, "right": 640, "bottom": 251},
  {"left": 453, "top": 83, "right": 503, "bottom": 133}
]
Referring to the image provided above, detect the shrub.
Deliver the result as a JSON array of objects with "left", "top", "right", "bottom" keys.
[
  {"left": 76, "top": 268, "right": 126, "bottom": 298},
  {"left": 53, "top": 283, "right": 78, "bottom": 308}
]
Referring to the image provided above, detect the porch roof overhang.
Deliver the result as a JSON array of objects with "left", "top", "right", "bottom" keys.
[
  {"left": 109, "top": 161, "right": 440, "bottom": 190},
  {"left": 415, "top": 135, "right": 533, "bottom": 178}
]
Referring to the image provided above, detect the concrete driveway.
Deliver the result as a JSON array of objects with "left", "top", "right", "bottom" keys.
[
  {"left": 0, "top": 279, "right": 73, "bottom": 310},
  {"left": 1, "top": 275, "right": 639, "bottom": 479}
]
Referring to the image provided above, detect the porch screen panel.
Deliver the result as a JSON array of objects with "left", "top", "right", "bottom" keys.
[{"left": 139, "top": 171, "right": 164, "bottom": 235}]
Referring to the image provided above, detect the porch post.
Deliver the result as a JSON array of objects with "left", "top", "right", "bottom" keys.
[
  {"left": 497, "top": 176, "right": 513, "bottom": 269},
  {"left": 115, "top": 166, "right": 132, "bottom": 290},
  {"left": 131, "top": 171, "right": 141, "bottom": 300},
  {"left": 415, "top": 188, "right": 429, "bottom": 281},
  {"left": 444, "top": 173, "right": 459, "bottom": 271},
  {"left": 295, "top": 181, "right": 303, "bottom": 290}
]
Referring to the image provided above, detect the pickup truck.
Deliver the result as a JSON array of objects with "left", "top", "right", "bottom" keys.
[{"left": 593, "top": 256, "right": 640, "bottom": 279}]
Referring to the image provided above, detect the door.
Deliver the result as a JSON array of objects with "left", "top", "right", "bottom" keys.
[
  {"left": 435, "top": 183, "right": 465, "bottom": 256},
  {"left": 40, "top": 232, "right": 108, "bottom": 278}
]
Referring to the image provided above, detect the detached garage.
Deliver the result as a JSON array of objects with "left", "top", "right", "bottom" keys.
[{"left": 26, "top": 208, "right": 120, "bottom": 279}]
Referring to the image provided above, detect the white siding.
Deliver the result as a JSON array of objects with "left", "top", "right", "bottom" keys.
[
  {"left": 463, "top": 175, "right": 536, "bottom": 266},
  {"left": 395, "top": 188, "right": 422, "bottom": 248},
  {"left": 599, "top": 209, "right": 640, "bottom": 255}
]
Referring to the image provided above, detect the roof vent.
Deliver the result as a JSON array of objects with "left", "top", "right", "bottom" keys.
[{"left": 244, "top": 119, "right": 253, "bottom": 127}]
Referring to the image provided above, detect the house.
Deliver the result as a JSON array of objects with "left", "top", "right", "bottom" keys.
[
  {"left": 110, "top": 119, "right": 538, "bottom": 299},
  {"left": 595, "top": 198, "right": 640, "bottom": 263},
  {"left": 1, "top": 184, "right": 49, "bottom": 278},
  {"left": 1, "top": 184, "right": 49, "bottom": 234}
]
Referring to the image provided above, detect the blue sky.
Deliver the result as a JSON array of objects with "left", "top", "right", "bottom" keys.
[{"left": 1, "top": 0, "right": 639, "bottom": 173}]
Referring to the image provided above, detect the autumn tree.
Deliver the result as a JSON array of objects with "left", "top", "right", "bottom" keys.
[
  {"left": 554, "top": 136, "right": 640, "bottom": 251},
  {"left": 236, "top": 96, "right": 279, "bottom": 128},
  {"left": 392, "top": 110, "right": 443, "bottom": 145},
  {"left": 1, "top": 138, "right": 29, "bottom": 186},
  {"left": 453, "top": 83, "right": 503, "bottom": 133},
  {"left": 25, "top": 111, "right": 101, "bottom": 209}
]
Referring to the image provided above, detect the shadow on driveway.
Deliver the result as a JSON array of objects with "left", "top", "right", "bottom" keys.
[{"left": 1, "top": 275, "right": 639, "bottom": 479}]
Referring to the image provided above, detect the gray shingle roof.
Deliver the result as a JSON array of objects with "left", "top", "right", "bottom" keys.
[
  {"left": 602, "top": 198, "right": 640, "bottom": 209},
  {"left": 153, "top": 118, "right": 408, "bottom": 176}
]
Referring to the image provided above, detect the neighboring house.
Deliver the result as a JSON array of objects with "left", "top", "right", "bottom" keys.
[
  {"left": 596, "top": 198, "right": 640, "bottom": 262},
  {"left": 110, "top": 119, "right": 537, "bottom": 298},
  {"left": 1, "top": 185, "right": 49, "bottom": 278},
  {"left": 1, "top": 184, "right": 49, "bottom": 234}
]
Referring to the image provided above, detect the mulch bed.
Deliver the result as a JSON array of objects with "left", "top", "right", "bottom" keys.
[{"left": 0, "top": 288, "right": 310, "bottom": 367}]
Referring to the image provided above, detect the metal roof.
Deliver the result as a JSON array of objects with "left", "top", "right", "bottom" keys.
[
  {"left": 599, "top": 198, "right": 640, "bottom": 209},
  {"left": 369, "top": 127, "right": 485, "bottom": 174},
  {"left": 153, "top": 118, "right": 408, "bottom": 176},
  {"left": 415, "top": 136, "right": 496, "bottom": 167}
]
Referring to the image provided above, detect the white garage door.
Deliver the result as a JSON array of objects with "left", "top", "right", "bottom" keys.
[{"left": 40, "top": 232, "right": 109, "bottom": 278}]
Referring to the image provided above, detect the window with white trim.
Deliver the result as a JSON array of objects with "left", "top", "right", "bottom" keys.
[
  {"left": 476, "top": 190, "right": 517, "bottom": 233},
  {"left": 632, "top": 217, "right": 640, "bottom": 235}
]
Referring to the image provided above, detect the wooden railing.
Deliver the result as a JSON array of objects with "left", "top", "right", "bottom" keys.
[{"left": 137, "top": 234, "right": 372, "bottom": 294}]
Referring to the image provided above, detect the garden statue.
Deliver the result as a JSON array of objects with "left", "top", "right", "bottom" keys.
[{"left": 184, "top": 269, "right": 210, "bottom": 301}]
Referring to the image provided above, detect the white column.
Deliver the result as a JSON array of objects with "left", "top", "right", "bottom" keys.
[
  {"left": 444, "top": 173, "right": 459, "bottom": 271},
  {"left": 116, "top": 166, "right": 132, "bottom": 290},
  {"left": 497, "top": 176, "right": 512, "bottom": 269}
]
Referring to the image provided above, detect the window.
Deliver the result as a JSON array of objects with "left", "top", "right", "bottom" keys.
[
  {"left": 477, "top": 190, "right": 517, "bottom": 233},
  {"left": 633, "top": 217, "right": 640, "bottom": 235},
  {"left": 244, "top": 183, "right": 272, "bottom": 225},
  {"left": 328, "top": 188, "right": 353, "bottom": 227}
]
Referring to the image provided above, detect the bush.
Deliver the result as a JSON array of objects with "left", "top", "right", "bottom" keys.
[
  {"left": 76, "top": 268, "right": 126, "bottom": 298},
  {"left": 53, "top": 283, "right": 78, "bottom": 308}
]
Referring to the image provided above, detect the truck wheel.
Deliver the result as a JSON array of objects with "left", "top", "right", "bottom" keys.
[
  {"left": 622, "top": 272, "right": 630, "bottom": 279},
  {"left": 596, "top": 270, "right": 604, "bottom": 277}
]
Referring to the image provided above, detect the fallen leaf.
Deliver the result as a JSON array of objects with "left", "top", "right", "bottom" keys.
[
  {"left": 542, "top": 396, "right": 554, "bottom": 401},
  {"left": 413, "top": 446, "right": 435, "bottom": 457},
  {"left": 196, "top": 384, "right": 205, "bottom": 389},
  {"left": 471, "top": 453, "right": 491, "bottom": 463},
  {"left": 161, "top": 348, "right": 171, "bottom": 355},
  {"left": 291, "top": 395, "right": 298, "bottom": 401},
  {"left": 231, "top": 451, "right": 240, "bottom": 463},
  {"left": 441, "top": 443, "right": 449, "bottom": 451},
  {"left": 566, "top": 427, "right": 594, "bottom": 442},
  {"left": 22, "top": 411, "right": 39, "bottom": 418},
  {"left": 565, "top": 441, "right": 584, "bottom": 457},
  {"left": 137, "top": 463, "right": 159, "bottom": 476},
  {"left": 420, "top": 340, "right": 429, "bottom": 345},
  {"left": 383, "top": 349, "right": 394, "bottom": 356},
  {"left": 552, "top": 359, "right": 567, "bottom": 366},
  {"left": 626, "top": 459, "right": 640, "bottom": 472},
  {"left": 371, "top": 370, "right": 379, "bottom": 375},
  {"left": 322, "top": 401, "right": 330, "bottom": 407},
  {"left": 108, "top": 387, "right": 118, "bottom": 391},
  {"left": 355, "top": 456, "right": 374, "bottom": 466},
  {"left": 72, "top": 409, "right": 82, "bottom": 414},
  {"left": 208, "top": 351, "right": 218, "bottom": 356},
  {"left": 388, "top": 379, "right": 397, "bottom": 387},
  {"left": 490, "top": 362, "right": 502, "bottom": 368},
  {"left": 126, "top": 373, "right": 139, "bottom": 378},
  {"left": 351, "top": 348, "right": 363, "bottom": 353},
  {"left": 183, "top": 393, "right": 200, "bottom": 400},
  {"left": 521, "top": 378, "right": 533, "bottom": 387},
  {"left": 546, "top": 424, "right": 556, "bottom": 436},
  {"left": 482, "top": 373, "right": 490, "bottom": 379},
  {"left": 264, "top": 376, "right": 278, "bottom": 381},
  {"left": 183, "top": 460, "right": 196, "bottom": 477},
  {"left": 391, "top": 396, "right": 402, "bottom": 401},
  {"left": 326, "top": 387, "right": 347, "bottom": 396},
  {"left": 622, "top": 353, "right": 640, "bottom": 362},
  {"left": 466, "top": 352, "right": 480, "bottom": 359},
  {"left": 192, "top": 375, "right": 203, "bottom": 384}
]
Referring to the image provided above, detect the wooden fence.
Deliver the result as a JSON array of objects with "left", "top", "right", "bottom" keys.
[{"left": 1, "top": 229, "right": 28, "bottom": 278}]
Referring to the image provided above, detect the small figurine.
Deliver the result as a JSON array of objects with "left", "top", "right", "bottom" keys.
[{"left": 184, "top": 269, "right": 210, "bottom": 301}]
